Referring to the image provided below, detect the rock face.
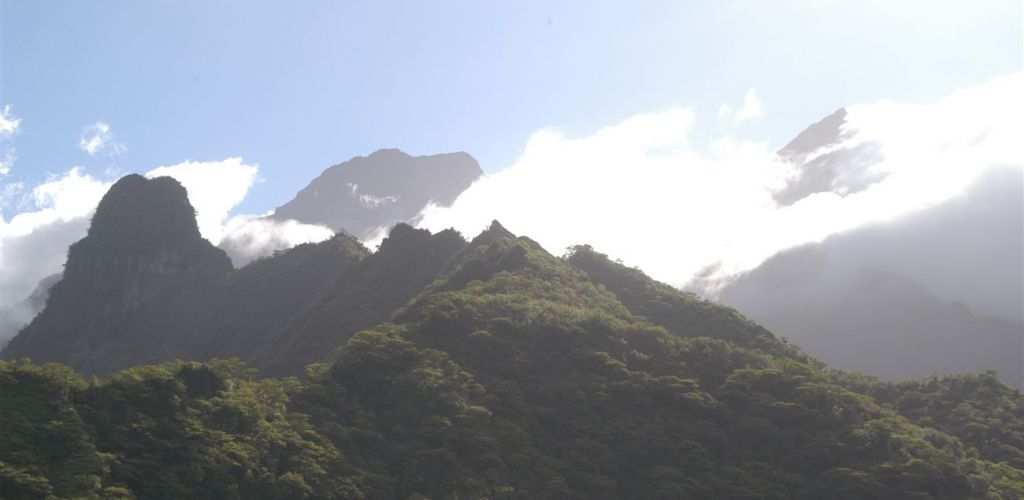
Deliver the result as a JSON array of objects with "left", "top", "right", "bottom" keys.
[
  {"left": 270, "top": 149, "right": 483, "bottom": 239},
  {"left": 2, "top": 175, "right": 232, "bottom": 372}
]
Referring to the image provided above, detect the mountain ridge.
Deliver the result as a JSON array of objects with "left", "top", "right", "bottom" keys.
[{"left": 2, "top": 170, "right": 1023, "bottom": 498}]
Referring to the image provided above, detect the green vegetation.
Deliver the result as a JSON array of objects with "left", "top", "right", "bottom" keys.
[
  {"left": 3, "top": 225, "right": 1022, "bottom": 499},
  {"left": 834, "top": 370, "right": 1024, "bottom": 471}
]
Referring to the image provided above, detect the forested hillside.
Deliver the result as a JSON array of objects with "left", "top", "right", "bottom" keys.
[{"left": 2, "top": 215, "right": 1022, "bottom": 499}]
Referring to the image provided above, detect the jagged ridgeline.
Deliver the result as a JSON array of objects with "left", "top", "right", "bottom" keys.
[
  {"left": 2, "top": 175, "right": 467, "bottom": 375},
  {"left": 1, "top": 176, "right": 1023, "bottom": 499}
]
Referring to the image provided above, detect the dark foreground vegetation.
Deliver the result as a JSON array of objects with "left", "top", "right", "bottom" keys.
[{"left": 3, "top": 236, "right": 1023, "bottom": 499}]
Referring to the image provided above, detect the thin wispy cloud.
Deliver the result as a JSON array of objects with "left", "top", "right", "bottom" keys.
[
  {"left": 0, "top": 182, "right": 26, "bottom": 212},
  {"left": 0, "top": 105, "right": 21, "bottom": 176},
  {"left": 0, "top": 105, "right": 20, "bottom": 138},
  {"left": 719, "top": 88, "right": 765, "bottom": 125},
  {"left": 0, "top": 150, "right": 15, "bottom": 177},
  {"left": 78, "top": 121, "right": 126, "bottom": 156}
]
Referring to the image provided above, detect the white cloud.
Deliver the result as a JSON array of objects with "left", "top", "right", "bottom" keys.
[
  {"left": 346, "top": 183, "right": 399, "bottom": 209},
  {"left": 0, "top": 105, "right": 20, "bottom": 138},
  {"left": 0, "top": 182, "right": 25, "bottom": 211},
  {"left": 142, "top": 158, "right": 339, "bottom": 267},
  {"left": 419, "top": 73, "right": 1023, "bottom": 295},
  {"left": 218, "top": 216, "right": 335, "bottom": 267},
  {"left": 1, "top": 168, "right": 112, "bottom": 319},
  {"left": 145, "top": 158, "right": 259, "bottom": 243},
  {"left": 78, "top": 121, "right": 126, "bottom": 156},
  {"left": 719, "top": 88, "right": 765, "bottom": 125},
  {"left": 0, "top": 105, "right": 21, "bottom": 176},
  {"left": 0, "top": 151, "right": 15, "bottom": 178}
]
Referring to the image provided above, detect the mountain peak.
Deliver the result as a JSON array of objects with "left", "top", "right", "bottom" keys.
[
  {"left": 2, "top": 175, "right": 232, "bottom": 371},
  {"left": 773, "top": 107, "right": 885, "bottom": 206},
  {"left": 777, "top": 107, "right": 848, "bottom": 159},
  {"left": 270, "top": 149, "right": 482, "bottom": 239},
  {"left": 84, "top": 175, "right": 207, "bottom": 254},
  {"left": 66, "top": 174, "right": 232, "bottom": 277},
  {"left": 470, "top": 220, "right": 515, "bottom": 245}
]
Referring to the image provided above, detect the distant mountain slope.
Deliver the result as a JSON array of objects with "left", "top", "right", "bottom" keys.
[
  {"left": 270, "top": 148, "right": 482, "bottom": 239},
  {"left": 720, "top": 167, "right": 1024, "bottom": 388}
]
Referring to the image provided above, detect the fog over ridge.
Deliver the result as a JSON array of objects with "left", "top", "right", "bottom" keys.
[{"left": 417, "top": 73, "right": 1023, "bottom": 300}]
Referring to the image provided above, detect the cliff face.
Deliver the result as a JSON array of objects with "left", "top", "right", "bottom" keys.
[{"left": 1, "top": 175, "right": 232, "bottom": 372}]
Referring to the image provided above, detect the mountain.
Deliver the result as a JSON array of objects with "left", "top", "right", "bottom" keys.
[
  {"left": 1, "top": 175, "right": 233, "bottom": 373},
  {"left": 269, "top": 148, "right": 483, "bottom": 239},
  {"left": 1, "top": 175, "right": 471, "bottom": 376},
  {"left": 721, "top": 254, "right": 1023, "bottom": 387},
  {"left": 720, "top": 167, "right": 1024, "bottom": 388},
  {"left": 172, "top": 223, "right": 467, "bottom": 376},
  {"left": 2, "top": 219, "right": 1022, "bottom": 498}
]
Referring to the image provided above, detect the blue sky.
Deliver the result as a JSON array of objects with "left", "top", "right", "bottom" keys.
[{"left": 1, "top": 0, "right": 1020, "bottom": 215}]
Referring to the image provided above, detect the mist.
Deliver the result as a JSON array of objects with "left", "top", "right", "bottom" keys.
[
  {"left": 719, "top": 167, "right": 1023, "bottom": 387},
  {"left": 417, "top": 74, "right": 1022, "bottom": 297}
]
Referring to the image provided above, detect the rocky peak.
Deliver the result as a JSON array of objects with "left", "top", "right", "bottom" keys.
[
  {"left": 64, "top": 175, "right": 231, "bottom": 281},
  {"left": 270, "top": 149, "right": 483, "bottom": 239},
  {"left": 1, "top": 175, "right": 232, "bottom": 370}
]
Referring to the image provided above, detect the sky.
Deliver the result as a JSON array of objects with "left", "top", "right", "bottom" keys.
[
  {"left": 1, "top": 1, "right": 1020, "bottom": 215},
  {"left": 0, "top": 0, "right": 1021, "bottom": 323}
]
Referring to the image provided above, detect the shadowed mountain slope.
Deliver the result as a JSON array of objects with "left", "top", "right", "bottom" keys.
[
  {"left": 1, "top": 175, "right": 233, "bottom": 373},
  {"left": 1, "top": 176, "right": 468, "bottom": 376}
]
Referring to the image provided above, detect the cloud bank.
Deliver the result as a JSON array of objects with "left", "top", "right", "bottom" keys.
[
  {"left": 218, "top": 216, "right": 335, "bottom": 267},
  {"left": 419, "top": 73, "right": 1023, "bottom": 295}
]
